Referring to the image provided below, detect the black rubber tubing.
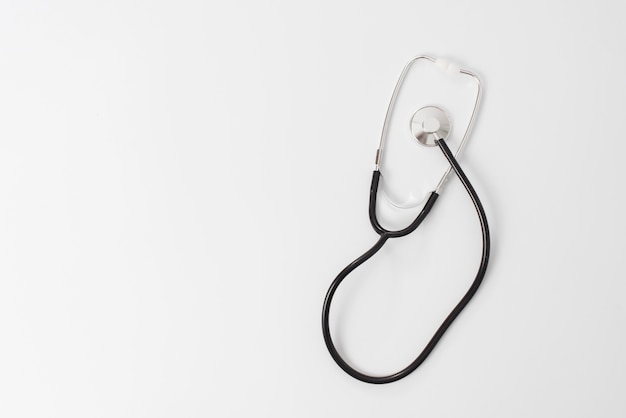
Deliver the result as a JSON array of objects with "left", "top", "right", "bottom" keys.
[{"left": 321, "top": 138, "right": 491, "bottom": 384}]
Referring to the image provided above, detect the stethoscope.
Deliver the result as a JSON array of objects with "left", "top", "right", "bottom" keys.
[{"left": 321, "top": 56, "right": 491, "bottom": 384}]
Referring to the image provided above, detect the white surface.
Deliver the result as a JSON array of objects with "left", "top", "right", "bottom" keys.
[{"left": 1, "top": 1, "right": 625, "bottom": 417}]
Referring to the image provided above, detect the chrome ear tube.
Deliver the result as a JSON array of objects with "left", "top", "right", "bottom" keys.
[
  {"left": 322, "top": 56, "right": 490, "bottom": 384},
  {"left": 375, "top": 55, "right": 482, "bottom": 194}
]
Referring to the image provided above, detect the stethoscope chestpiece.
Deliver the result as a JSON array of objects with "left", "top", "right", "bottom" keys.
[{"left": 410, "top": 106, "right": 451, "bottom": 146}]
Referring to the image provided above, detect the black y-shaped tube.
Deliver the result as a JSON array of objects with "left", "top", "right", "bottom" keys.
[{"left": 321, "top": 138, "right": 490, "bottom": 384}]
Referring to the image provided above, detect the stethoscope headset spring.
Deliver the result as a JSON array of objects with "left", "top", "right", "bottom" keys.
[{"left": 321, "top": 56, "right": 490, "bottom": 384}]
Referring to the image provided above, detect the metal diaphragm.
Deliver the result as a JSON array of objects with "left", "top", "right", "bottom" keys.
[{"left": 410, "top": 106, "right": 451, "bottom": 146}]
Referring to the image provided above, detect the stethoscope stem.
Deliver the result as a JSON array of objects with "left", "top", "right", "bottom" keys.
[{"left": 322, "top": 138, "right": 490, "bottom": 384}]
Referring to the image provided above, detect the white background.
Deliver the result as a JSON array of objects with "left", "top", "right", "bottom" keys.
[{"left": 1, "top": 1, "right": 625, "bottom": 417}]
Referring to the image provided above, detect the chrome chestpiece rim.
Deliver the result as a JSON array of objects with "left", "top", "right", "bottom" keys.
[{"left": 410, "top": 106, "right": 451, "bottom": 146}]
